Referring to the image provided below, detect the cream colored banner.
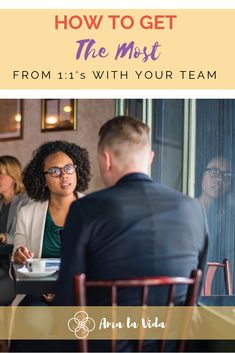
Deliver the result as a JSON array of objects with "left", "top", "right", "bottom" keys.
[
  {"left": 1, "top": 306, "right": 235, "bottom": 339},
  {"left": 0, "top": 9, "right": 234, "bottom": 89}
]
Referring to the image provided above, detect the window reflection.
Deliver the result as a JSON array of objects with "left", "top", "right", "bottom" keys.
[
  {"left": 198, "top": 157, "right": 232, "bottom": 212},
  {"left": 195, "top": 99, "right": 235, "bottom": 294}
]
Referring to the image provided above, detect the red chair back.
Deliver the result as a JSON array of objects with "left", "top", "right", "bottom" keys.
[
  {"left": 202, "top": 259, "right": 232, "bottom": 296},
  {"left": 74, "top": 269, "right": 202, "bottom": 352}
]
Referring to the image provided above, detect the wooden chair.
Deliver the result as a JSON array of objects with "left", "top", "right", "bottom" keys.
[
  {"left": 202, "top": 259, "right": 232, "bottom": 296},
  {"left": 74, "top": 269, "right": 202, "bottom": 352}
]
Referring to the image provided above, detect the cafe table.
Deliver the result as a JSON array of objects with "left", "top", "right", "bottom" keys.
[{"left": 12, "top": 259, "right": 60, "bottom": 295}]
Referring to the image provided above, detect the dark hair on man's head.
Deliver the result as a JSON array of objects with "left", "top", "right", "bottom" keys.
[
  {"left": 23, "top": 140, "right": 91, "bottom": 201},
  {"left": 98, "top": 116, "right": 150, "bottom": 152}
]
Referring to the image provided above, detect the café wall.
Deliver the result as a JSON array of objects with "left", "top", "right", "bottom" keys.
[{"left": 0, "top": 99, "right": 115, "bottom": 193}]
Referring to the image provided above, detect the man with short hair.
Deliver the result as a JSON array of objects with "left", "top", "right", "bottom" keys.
[{"left": 56, "top": 116, "right": 208, "bottom": 349}]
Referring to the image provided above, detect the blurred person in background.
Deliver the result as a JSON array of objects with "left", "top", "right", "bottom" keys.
[{"left": 0, "top": 155, "right": 29, "bottom": 305}]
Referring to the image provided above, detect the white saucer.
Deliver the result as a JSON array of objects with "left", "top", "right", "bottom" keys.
[{"left": 17, "top": 267, "right": 56, "bottom": 278}]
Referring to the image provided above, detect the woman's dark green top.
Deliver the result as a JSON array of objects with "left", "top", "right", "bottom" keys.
[{"left": 41, "top": 210, "right": 63, "bottom": 258}]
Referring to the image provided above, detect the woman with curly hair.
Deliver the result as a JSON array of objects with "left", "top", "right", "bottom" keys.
[{"left": 12, "top": 140, "right": 90, "bottom": 305}]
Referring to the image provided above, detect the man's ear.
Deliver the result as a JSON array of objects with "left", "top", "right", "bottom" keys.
[
  {"left": 102, "top": 150, "right": 112, "bottom": 171},
  {"left": 149, "top": 150, "right": 155, "bottom": 165}
]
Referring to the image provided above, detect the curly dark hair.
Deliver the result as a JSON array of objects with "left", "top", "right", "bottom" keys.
[{"left": 23, "top": 140, "right": 91, "bottom": 201}]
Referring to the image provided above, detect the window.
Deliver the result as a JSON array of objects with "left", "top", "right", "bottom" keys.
[
  {"left": 151, "top": 100, "right": 184, "bottom": 191},
  {"left": 195, "top": 99, "right": 235, "bottom": 293},
  {"left": 125, "top": 99, "right": 185, "bottom": 191}
]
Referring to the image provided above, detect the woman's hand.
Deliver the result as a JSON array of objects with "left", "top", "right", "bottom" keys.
[
  {"left": 13, "top": 246, "right": 34, "bottom": 264},
  {"left": 0, "top": 233, "right": 7, "bottom": 244}
]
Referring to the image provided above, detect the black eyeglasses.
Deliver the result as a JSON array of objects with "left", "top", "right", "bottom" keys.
[
  {"left": 43, "top": 163, "right": 77, "bottom": 178},
  {"left": 205, "top": 167, "right": 232, "bottom": 180}
]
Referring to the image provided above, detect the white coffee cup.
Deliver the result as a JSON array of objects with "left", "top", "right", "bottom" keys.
[{"left": 26, "top": 259, "right": 46, "bottom": 273}]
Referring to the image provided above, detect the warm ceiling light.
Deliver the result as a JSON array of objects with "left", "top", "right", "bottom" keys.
[
  {"left": 15, "top": 114, "right": 21, "bottom": 123},
  {"left": 46, "top": 116, "right": 58, "bottom": 125},
  {"left": 63, "top": 105, "right": 72, "bottom": 113}
]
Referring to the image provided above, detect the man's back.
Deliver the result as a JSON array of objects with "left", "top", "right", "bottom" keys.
[
  {"left": 57, "top": 172, "right": 208, "bottom": 306},
  {"left": 56, "top": 115, "right": 208, "bottom": 352}
]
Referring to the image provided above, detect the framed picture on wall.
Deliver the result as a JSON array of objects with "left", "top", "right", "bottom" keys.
[
  {"left": 0, "top": 99, "right": 23, "bottom": 141},
  {"left": 41, "top": 99, "right": 77, "bottom": 132}
]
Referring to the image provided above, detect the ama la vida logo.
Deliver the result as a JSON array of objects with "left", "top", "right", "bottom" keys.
[
  {"left": 67, "top": 310, "right": 167, "bottom": 339},
  {"left": 67, "top": 311, "right": 96, "bottom": 339}
]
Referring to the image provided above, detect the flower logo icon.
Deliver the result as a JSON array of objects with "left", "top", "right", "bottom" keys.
[{"left": 67, "top": 311, "right": 95, "bottom": 339}]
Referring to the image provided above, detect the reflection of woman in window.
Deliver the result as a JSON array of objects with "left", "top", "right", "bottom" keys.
[
  {"left": 198, "top": 156, "right": 233, "bottom": 293},
  {"left": 198, "top": 156, "right": 232, "bottom": 212}
]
